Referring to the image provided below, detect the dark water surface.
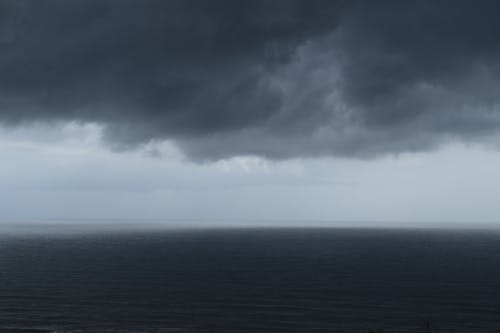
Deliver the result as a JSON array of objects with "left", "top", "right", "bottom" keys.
[{"left": 0, "top": 227, "right": 499, "bottom": 332}]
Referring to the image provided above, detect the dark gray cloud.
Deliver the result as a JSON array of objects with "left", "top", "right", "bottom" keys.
[{"left": 1, "top": 0, "right": 500, "bottom": 159}]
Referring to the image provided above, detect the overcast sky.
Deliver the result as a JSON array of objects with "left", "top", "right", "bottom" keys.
[{"left": 1, "top": 0, "right": 500, "bottom": 226}]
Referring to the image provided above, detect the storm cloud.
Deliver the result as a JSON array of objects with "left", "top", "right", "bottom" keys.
[{"left": 1, "top": 0, "right": 500, "bottom": 159}]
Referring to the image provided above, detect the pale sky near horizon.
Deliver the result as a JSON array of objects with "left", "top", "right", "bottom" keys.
[{"left": 1, "top": 122, "right": 500, "bottom": 226}]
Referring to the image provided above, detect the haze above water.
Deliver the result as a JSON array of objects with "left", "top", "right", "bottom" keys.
[{"left": 1, "top": 220, "right": 500, "bottom": 237}]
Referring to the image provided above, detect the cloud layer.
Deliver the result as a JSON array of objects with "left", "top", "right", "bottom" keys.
[{"left": 2, "top": 0, "right": 500, "bottom": 159}]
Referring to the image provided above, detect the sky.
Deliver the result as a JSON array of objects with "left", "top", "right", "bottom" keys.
[{"left": 1, "top": 0, "right": 500, "bottom": 226}]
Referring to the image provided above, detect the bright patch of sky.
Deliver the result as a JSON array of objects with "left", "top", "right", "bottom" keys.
[{"left": 1, "top": 122, "right": 500, "bottom": 227}]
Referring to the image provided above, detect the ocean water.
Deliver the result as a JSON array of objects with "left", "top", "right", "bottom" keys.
[{"left": 0, "top": 226, "right": 499, "bottom": 333}]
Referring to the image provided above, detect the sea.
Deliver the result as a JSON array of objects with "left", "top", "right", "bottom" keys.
[{"left": 0, "top": 225, "right": 499, "bottom": 333}]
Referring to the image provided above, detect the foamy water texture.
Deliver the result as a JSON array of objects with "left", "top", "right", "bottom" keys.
[{"left": 0, "top": 227, "right": 499, "bottom": 332}]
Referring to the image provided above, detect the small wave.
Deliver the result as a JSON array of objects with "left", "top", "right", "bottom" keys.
[{"left": 0, "top": 328, "right": 52, "bottom": 333}]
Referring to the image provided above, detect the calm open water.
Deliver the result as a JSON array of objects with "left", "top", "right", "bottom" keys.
[{"left": 0, "top": 227, "right": 499, "bottom": 333}]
